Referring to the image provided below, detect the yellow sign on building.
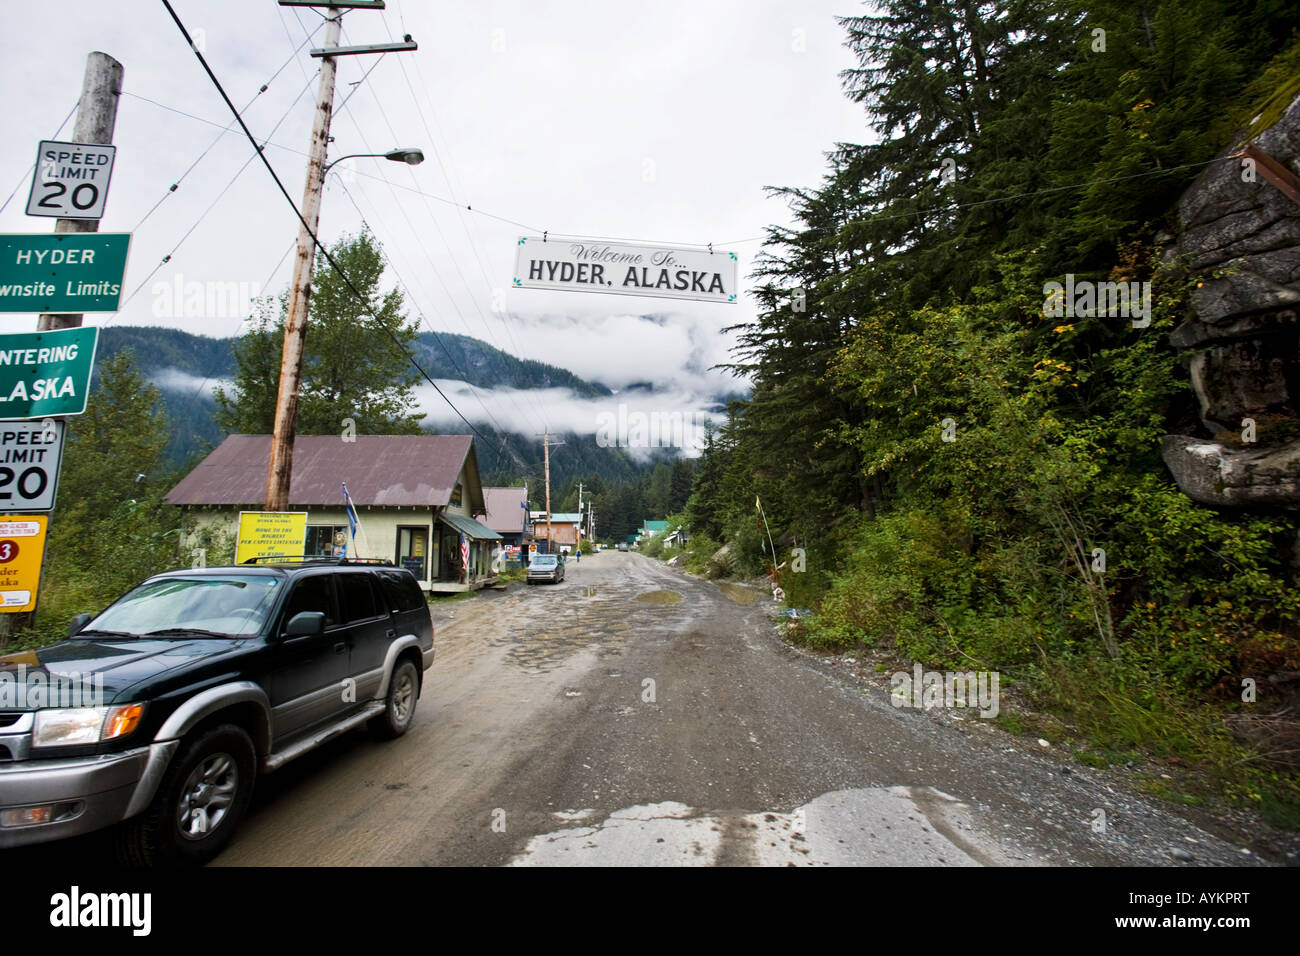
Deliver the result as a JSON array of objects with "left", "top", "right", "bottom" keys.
[
  {"left": 235, "top": 511, "right": 308, "bottom": 565},
  {"left": 0, "top": 514, "right": 48, "bottom": 613}
]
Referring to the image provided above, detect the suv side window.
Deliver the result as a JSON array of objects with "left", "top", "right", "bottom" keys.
[
  {"left": 337, "top": 572, "right": 383, "bottom": 623},
  {"left": 281, "top": 574, "right": 339, "bottom": 630},
  {"left": 378, "top": 570, "right": 424, "bottom": 613}
]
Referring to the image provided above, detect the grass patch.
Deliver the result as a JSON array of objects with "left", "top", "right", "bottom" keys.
[
  {"left": 1037, "top": 657, "right": 1299, "bottom": 824},
  {"left": 1136, "top": 777, "right": 1207, "bottom": 807},
  {"left": 1258, "top": 788, "right": 1300, "bottom": 830},
  {"left": 1074, "top": 751, "right": 1110, "bottom": 770},
  {"left": 430, "top": 590, "right": 475, "bottom": 604}
]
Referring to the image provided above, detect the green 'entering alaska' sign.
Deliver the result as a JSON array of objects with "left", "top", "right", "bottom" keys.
[
  {"left": 0, "top": 233, "right": 130, "bottom": 313},
  {"left": 0, "top": 327, "right": 99, "bottom": 418}
]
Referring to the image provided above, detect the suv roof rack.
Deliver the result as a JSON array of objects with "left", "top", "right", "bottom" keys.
[{"left": 239, "top": 554, "right": 395, "bottom": 567}]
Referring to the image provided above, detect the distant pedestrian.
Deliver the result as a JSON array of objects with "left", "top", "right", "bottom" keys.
[{"left": 575, "top": 548, "right": 580, "bottom": 563}]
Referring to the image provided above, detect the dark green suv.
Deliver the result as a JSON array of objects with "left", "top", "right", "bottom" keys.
[{"left": 0, "top": 560, "right": 434, "bottom": 865}]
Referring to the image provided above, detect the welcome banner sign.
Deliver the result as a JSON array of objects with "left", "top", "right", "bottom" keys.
[{"left": 513, "top": 237, "right": 738, "bottom": 304}]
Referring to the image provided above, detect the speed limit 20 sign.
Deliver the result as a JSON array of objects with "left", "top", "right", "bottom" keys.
[
  {"left": 26, "top": 140, "right": 116, "bottom": 220},
  {"left": 0, "top": 421, "right": 63, "bottom": 512}
]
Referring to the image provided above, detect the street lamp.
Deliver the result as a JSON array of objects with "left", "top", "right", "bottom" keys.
[{"left": 322, "top": 148, "right": 424, "bottom": 179}]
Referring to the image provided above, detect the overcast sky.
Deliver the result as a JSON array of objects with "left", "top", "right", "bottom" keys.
[{"left": 0, "top": 1, "right": 869, "bottom": 443}]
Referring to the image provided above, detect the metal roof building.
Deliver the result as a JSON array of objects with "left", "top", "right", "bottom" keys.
[{"left": 168, "top": 434, "right": 500, "bottom": 592}]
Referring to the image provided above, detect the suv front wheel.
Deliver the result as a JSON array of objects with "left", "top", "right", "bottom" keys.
[{"left": 116, "top": 723, "right": 256, "bottom": 866}]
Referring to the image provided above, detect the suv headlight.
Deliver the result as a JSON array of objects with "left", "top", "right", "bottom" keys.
[{"left": 33, "top": 703, "right": 144, "bottom": 747}]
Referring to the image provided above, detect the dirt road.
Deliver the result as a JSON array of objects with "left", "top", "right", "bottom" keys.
[
  {"left": 202, "top": 550, "right": 1275, "bottom": 866},
  {"left": 10, "top": 550, "right": 1281, "bottom": 867}
]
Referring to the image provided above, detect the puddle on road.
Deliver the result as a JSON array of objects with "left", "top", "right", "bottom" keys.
[
  {"left": 718, "top": 582, "right": 764, "bottom": 605},
  {"left": 466, "top": 581, "right": 691, "bottom": 673},
  {"left": 478, "top": 591, "right": 644, "bottom": 673},
  {"left": 508, "top": 787, "right": 1030, "bottom": 866},
  {"left": 635, "top": 589, "right": 683, "bottom": 605}
]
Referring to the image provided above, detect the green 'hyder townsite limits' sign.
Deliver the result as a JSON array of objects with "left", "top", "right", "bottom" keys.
[{"left": 0, "top": 233, "right": 130, "bottom": 313}]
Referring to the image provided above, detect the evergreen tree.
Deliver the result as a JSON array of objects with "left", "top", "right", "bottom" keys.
[
  {"left": 59, "top": 349, "right": 172, "bottom": 518},
  {"left": 214, "top": 228, "right": 424, "bottom": 436},
  {"left": 37, "top": 350, "right": 183, "bottom": 634}
]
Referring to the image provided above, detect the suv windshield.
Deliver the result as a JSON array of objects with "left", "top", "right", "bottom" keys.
[
  {"left": 531, "top": 556, "right": 557, "bottom": 568},
  {"left": 85, "top": 576, "right": 282, "bottom": 638}
]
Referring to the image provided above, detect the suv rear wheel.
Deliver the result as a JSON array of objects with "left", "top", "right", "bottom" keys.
[
  {"left": 116, "top": 723, "right": 256, "bottom": 866},
  {"left": 369, "top": 659, "right": 419, "bottom": 740}
]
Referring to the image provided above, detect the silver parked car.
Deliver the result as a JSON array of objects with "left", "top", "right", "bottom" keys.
[{"left": 526, "top": 554, "right": 565, "bottom": 584}]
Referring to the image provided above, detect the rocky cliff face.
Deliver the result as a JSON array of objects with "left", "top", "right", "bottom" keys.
[{"left": 1162, "top": 92, "right": 1300, "bottom": 508}]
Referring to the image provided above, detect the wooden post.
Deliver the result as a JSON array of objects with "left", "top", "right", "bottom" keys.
[
  {"left": 536, "top": 429, "right": 565, "bottom": 553},
  {"left": 1, "top": 52, "right": 123, "bottom": 645},
  {"left": 264, "top": 14, "right": 341, "bottom": 511},
  {"left": 1240, "top": 144, "right": 1300, "bottom": 207},
  {"left": 37, "top": 51, "right": 123, "bottom": 333}
]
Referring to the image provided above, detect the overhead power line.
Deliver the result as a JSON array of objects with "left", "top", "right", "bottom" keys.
[
  {"left": 319, "top": 24, "right": 547, "bottom": 436},
  {"left": 0, "top": 98, "right": 79, "bottom": 216},
  {"left": 160, "top": 0, "right": 507, "bottom": 458},
  {"left": 111, "top": 68, "right": 320, "bottom": 318},
  {"left": 334, "top": 177, "right": 532, "bottom": 471},
  {"left": 124, "top": 18, "right": 324, "bottom": 233}
]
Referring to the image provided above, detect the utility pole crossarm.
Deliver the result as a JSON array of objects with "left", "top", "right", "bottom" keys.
[
  {"left": 278, "top": 1, "right": 386, "bottom": 8},
  {"left": 310, "top": 40, "right": 417, "bottom": 57}
]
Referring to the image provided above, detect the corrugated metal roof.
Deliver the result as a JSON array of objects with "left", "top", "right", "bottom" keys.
[
  {"left": 439, "top": 512, "right": 501, "bottom": 540},
  {"left": 165, "top": 434, "right": 475, "bottom": 508},
  {"left": 530, "top": 511, "right": 583, "bottom": 523},
  {"left": 483, "top": 487, "right": 527, "bottom": 533}
]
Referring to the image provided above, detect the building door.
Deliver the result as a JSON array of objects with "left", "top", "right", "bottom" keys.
[
  {"left": 396, "top": 525, "right": 429, "bottom": 581},
  {"left": 439, "top": 528, "right": 460, "bottom": 581}
]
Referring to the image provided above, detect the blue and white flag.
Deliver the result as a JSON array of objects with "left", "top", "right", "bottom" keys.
[{"left": 342, "top": 482, "right": 359, "bottom": 541}]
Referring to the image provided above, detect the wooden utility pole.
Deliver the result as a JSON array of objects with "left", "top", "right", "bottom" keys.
[
  {"left": 264, "top": 1, "right": 417, "bottom": 511},
  {"left": 536, "top": 429, "right": 564, "bottom": 553},
  {"left": 4, "top": 51, "right": 124, "bottom": 643},
  {"left": 37, "top": 51, "right": 122, "bottom": 333},
  {"left": 264, "top": 13, "right": 340, "bottom": 511}
]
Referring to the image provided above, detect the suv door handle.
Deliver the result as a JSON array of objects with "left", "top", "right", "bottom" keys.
[{"left": 334, "top": 641, "right": 347, "bottom": 653}]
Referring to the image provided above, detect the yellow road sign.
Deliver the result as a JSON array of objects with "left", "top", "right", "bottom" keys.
[
  {"left": 235, "top": 511, "right": 308, "bottom": 565},
  {"left": 0, "top": 514, "right": 48, "bottom": 613}
]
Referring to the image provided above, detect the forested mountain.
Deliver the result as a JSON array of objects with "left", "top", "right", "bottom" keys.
[
  {"left": 410, "top": 332, "right": 612, "bottom": 397},
  {"left": 94, "top": 325, "right": 629, "bottom": 468},
  {"left": 95, "top": 326, "right": 609, "bottom": 407},
  {"left": 687, "top": 1, "right": 1300, "bottom": 818},
  {"left": 90, "top": 325, "right": 688, "bottom": 537}
]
